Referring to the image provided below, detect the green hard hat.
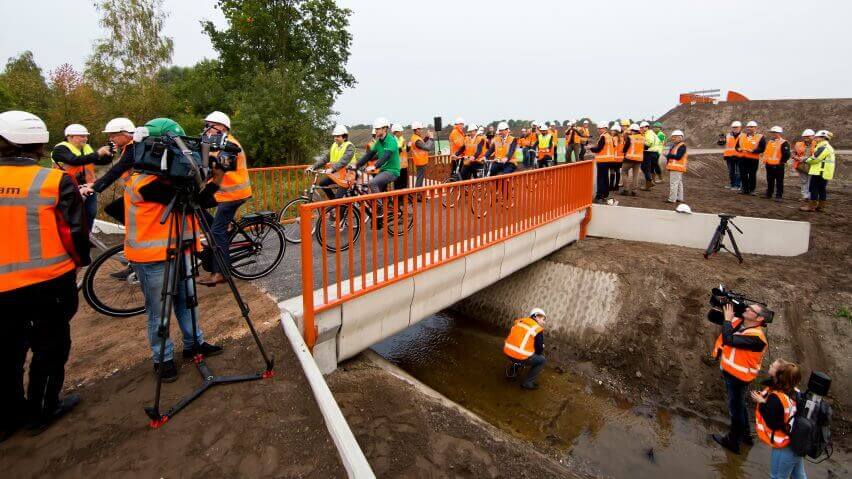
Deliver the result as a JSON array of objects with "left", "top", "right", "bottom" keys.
[
  {"left": 652, "top": 121, "right": 662, "bottom": 128},
  {"left": 144, "top": 118, "right": 185, "bottom": 137}
]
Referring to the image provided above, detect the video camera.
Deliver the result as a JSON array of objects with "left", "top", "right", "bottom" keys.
[
  {"left": 133, "top": 131, "right": 241, "bottom": 185},
  {"left": 706, "top": 284, "right": 775, "bottom": 325}
]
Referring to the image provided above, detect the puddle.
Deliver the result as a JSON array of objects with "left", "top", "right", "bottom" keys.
[{"left": 372, "top": 312, "right": 849, "bottom": 478}]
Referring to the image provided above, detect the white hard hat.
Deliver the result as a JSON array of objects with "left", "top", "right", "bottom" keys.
[
  {"left": 770, "top": 126, "right": 783, "bottom": 134},
  {"left": 466, "top": 123, "right": 478, "bottom": 133},
  {"left": 671, "top": 129, "right": 684, "bottom": 137},
  {"left": 583, "top": 119, "right": 590, "bottom": 124},
  {"left": 746, "top": 120, "right": 758, "bottom": 127},
  {"left": 0, "top": 110, "right": 49, "bottom": 145},
  {"left": 640, "top": 121, "right": 650, "bottom": 128},
  {"left": 332, "top": 124, "right": 348, "bottom": 136},
  {"left": 497, "top": 121, "right": 509, "bottom": 131},
  {"left": 629, "top": 123, "right": 640, "bottom": 131},
  {"left": 64, "top": 123, "right": 89, "bottom": 136},
  {"left": 391, "top": 123, "right": 404, "bottom": 133},
  {"left": 529, "top": 307, "right": 546, "bottom": 318},
  {"left": 814, "top": 130, "right": 829, "bottom": 138},
  {"left": 102, "top": 117, "right": 135, "bottom": 134},
  {"left": 731, "top": 121, "right": 742, "bottom": 128},
  {"left": 675, "top": 203, "right": 692, "bottom": 214},
  {"left": 373, "top": 117, "right": 390, "bottom": 129},
  {"left": 477, "top": 127, "right": 484, "bottom": 134},
  {"left": 597, "top": 121, "right": 608, "bottom": 129},
  {"left": 371, "top": 128, "right": 377, "bottom": 135},
  {"left": 610, "top": 123, "right": 622, "bottom": 132},
  {"left": 530, "top": 120, "right": 539, "bottom": 127},
  {"left": 801, "top": 128, "right": 815, "bottom": 137},
  {"left": 454, "top": 117, "right": 465, "bottom": 125},
  {"left": 411, "top": 121, "right": 425, "bottom": 130},
  {"left": 204, "top": 111, "right": 231, "bottom": 129}
]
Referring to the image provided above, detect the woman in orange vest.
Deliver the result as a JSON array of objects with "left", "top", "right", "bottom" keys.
[
  {"left": 751, "top": 359, "right": 806, "bottom": 478},
  {"left": 665, "top": 130, "right": 688, "bottom": 204},
  {"left": 503, "top": 308, "right": 547, "bottom": 390},
  {"left": 1, "top": 111, "right": 90, "bottom": 438},
  {"left": 760, "top": 126, "right": 791, "bottom": 202},
  {"left": 791, "top": 129, "right": 815, "bottom": 201},
  {"left": 712, "top": 302, "right": 769, "bottom": 454},
  {"left": 198, "top": 111, "right": 253, "bottom": 287}
]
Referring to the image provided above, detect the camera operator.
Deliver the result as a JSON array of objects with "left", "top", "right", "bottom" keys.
[
  {"left": 124, "top": 118, "right": 225, "bottom": 382},
  {"left": 712, "top": 302, "right": 769, "bottom": 454},
  {"left": 198, "top": 111, "right": 252, "bottom": 288},
  {"left": 751, "top": 358, "right": 807, "bottom": 479},
  {"left": 0, "top": 111, "right": 90, "bottom": 441}
]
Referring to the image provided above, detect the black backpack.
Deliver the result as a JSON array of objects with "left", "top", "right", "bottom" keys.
[{"left": 788, "top": 391, "right": 832, "bottom": 460}]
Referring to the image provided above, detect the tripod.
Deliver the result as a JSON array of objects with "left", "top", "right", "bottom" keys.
[
  {"left": 144, "top": 186, "right": 274, "bottom": 428},
  {"left": 704, "top": 214, "right": 744, "bottom": 263}
]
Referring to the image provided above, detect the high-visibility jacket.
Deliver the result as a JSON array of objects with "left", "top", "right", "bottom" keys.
[
  {"left": 625, "top": 133, "right": 645, "bottom": 162},
  {"left": 0, "top": 164, "right": 77, "bottom": 292},
  {"left": 503, "top": 317, "right": 543, "bottom": 360},
  {"left": 644, "top": 129, "right": 663, "bottom": 153},
  {"left": 738, "top": 133, "right": 763, "bottom": 160},
  {"left": 214, "top": 135, "right": 252, "bottom": 202},
  {"left": 760, "top": 138, "right": 787, "bottom": 166},
  {"left": 792, "top": 140, "right": 814, "bottom": 170},
  {"left": 666, "top": 142, "right": 688, "bottom": 172},
  {"left": 613, "top": 134, "right": 625, "bottom": 163},
  {"left": 537, "top": 133, "right": 553, "bottom": 159},
  {"left": 408, "top": 134, "right": 430, "bottom": 167},
  {"left": 395, "top": 134, "right": 408, "bottom": 169},
  {"left": 55, "top": 141, "right": 96, "bottom": 184},
  {"left": 524, "top": 131, "right": 537, "bottom": 149},
  {"left": 464, "top": 134, "right": 486, "bottom": 159},
  {"left": 594, "top": 133, "right": 617, "bottom": 163},
  {"left": 449, "top": 126, "right": 466, "bottom": 156},
  {"left": 124, "top": 173, "right": 201, "bottom": 263},
  {"left": 806, "top": 140, "right": 835, "bottom": 180},
  {"left": 723, "top": 133, "right": 739, "bottom": 157},
  {"left": 714, "top": 321, "right": 767, "bottom": 382},
  {"left": 549, "top": 128, "right": 558, "bottom": 154},
  {"left": 493, "top": 134, "right": 518, "bottom": 164},
  {"left": 755, "top": 387, "right": 797, "bottom": 448},
  {"left": 327, "top": 140, "right": 355, "bottom": 188}
]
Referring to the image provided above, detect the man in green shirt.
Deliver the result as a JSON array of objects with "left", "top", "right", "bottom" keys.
[
  {"left": 652, "top": 122, "right": 666, "bottom": 183},
  {"left": 352, "top": 117, "right": 400, "bottom": 194}
]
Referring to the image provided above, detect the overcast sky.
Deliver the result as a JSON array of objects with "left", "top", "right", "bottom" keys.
[{"left": 3, "top": 0, "right": 850, "bottom": 126}]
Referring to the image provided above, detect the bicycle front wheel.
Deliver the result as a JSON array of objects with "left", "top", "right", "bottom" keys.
[
  {"left": 316, "top": 204, "right": 361, "bottom": 252},
  {"left": 228, "top": 215, "right": 286, "bottom": 280},
  {"left": 83, "top": 244, "right": 146, "bottom": 318},
  {"left": 469, "top": 185, "right": 491, "bottom": 219},
  {"left": 279, "top": 196, "right": 318, "bottom": 244}
]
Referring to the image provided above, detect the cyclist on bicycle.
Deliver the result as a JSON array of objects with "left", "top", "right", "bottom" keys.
[
  {"left": 307, "top": 124, "right": 355, "bottom": 200},
  {"left": 352, "top": 117, "right": 399, "bottom": 194},
  {"left": 486, "top": 122, "right": 519, "bottom": 176},
  {"left": 449, "top": 117, "right": 466, "bottom": 175},
  {"left": 460, "top": 123, "right": 487, "bottom": 180}
]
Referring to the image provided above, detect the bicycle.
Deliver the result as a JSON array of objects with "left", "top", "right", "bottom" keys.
[
  {"left": 278, "top": 169, "right": 340, "bottom": 244},
  {"left": 314, "top": 168, "right": 414, "bottom": 252},
  {"left": 441, "top": 157, "right": 516, "bottom": 218},
  {"left": 83, "top": 211, "right": 286, "bottom": 317}
]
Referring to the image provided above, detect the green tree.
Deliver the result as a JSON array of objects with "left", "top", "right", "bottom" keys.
[
  {"left": 45, "top": 63, "right": 106, "bottom": 139},
  {"left": 156, "top": 60, "right": 230, "bottom": 134},
  {"left": 0, "top": 51, "right": 50, "bottom": 117}
]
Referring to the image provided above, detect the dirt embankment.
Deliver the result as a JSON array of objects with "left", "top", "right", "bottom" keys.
[
  {"left": 658, "top": 98, "right": 852, "bottom": 148},
  {"left": 458, "top": 153, "right": 851, "bottom": 449}
]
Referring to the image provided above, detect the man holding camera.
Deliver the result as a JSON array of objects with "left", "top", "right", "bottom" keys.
[
  {"left": 125, "top": 118, "right": 225, "bottom": 382},
  {"left": 712, "top": 302, "right": 768, "bottom": 454},
  {"left": 198, "top": 111, "right": 252, "bottom": 288}
]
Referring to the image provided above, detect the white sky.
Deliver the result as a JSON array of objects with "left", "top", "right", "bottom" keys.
[{"left": 2, "top": 0, "right": 850, "bottom": 126}]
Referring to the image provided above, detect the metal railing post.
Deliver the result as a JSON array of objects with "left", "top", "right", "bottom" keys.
[{"left": 299, "top": 202, "right": 317, "bottom": 350}]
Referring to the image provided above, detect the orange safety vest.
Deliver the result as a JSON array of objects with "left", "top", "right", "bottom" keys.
[
  {"left": 463, "top": 134, "right": 483, "bottom": 159},
  {"left": 124, "top": 173, "right": 201, "bottom": 263},
  {"left": 625, "top": 133, "right": 645, "bottom": 162},
  {"left": 760, "top": 138, "right": 787, "bottom": 166},
  {"left": 666, "top": 142, "right": 688, "bottom": 172},
  {"left": 712, "top": 319, "right": 767, "bottom": 382},
  {"left": 613, "top": 134, "right": 625, "bottom": 163},
  {"left": 537, "top": 133, "right": 553, "bottom": 159},
  {"left": 792, "top": 140, "right": 813, "bottom": 170},
  {"left": 493, "top": 134, "right": 518, "bottom": 164},
  {"left": 524, "top": 131, "right": 538, "bottom": 149},
  {"left": 54, "top": 141, "right": 96, "bottom": 184},
  {"left": 449, "top": 126, "right": 466, "bottom": 156},
  {"left": 594, "top": 133, "right": 617, "bottom": 163},
  {"left": 755, "top": 388, "right": 797, "bottom": 448},
  {"left": 408, "top": 133, "right": 430, "bottom": 167},
  {"left": 0, "top": 164, "right": 76, "bottom": 292},
  {"left": 738, "top": 133, "right": 763, "bottom": 160},
  {"left": 724, "top": 133, "right": 739, "bottom": 157},
  {"left": 214, "top": 135, "right": 252, "bottom": 202},
  {"left": 503, "top": 317, "right": 543, "bottom": 360}
]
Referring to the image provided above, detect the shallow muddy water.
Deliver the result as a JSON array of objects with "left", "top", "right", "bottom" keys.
[{"left": 372, "top": 312, "right": 849, "bottom": 479}]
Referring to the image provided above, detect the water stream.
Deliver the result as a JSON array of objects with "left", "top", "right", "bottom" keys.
[{"left": 372, "top": 312, "right": 849, "bottom": 479}]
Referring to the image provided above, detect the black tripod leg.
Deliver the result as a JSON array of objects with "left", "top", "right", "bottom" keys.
[
  {"left": 726, "top": 227, "right": 744, "bottom": 263},
  {"left": 704, "top": 226, "right": 723, "bottom": 259}
]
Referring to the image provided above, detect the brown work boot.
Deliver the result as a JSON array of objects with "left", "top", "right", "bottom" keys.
[
  {"left": 799, "top": 200, "right": 817, "bottom": 212},
  {"left": 815, "top": 200, "right": 826, "bottom": 212},
  {"left": 640, "top": 180, "right": 652, "bottom": 191}
]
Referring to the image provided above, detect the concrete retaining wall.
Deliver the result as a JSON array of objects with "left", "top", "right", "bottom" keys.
[{"left": 587, "top": 205, "right": 810, "bottom": 256}]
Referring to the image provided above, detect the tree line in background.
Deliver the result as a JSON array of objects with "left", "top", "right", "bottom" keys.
[{"left": 0, "top": 0, "right": 354, "bottom": 166}]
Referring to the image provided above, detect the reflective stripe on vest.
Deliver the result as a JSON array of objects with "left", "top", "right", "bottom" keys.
[
  {"left": 56, "top": 141, "right": 96, "bottom": 183},
  {"left": 738, "top": 134, "right": 762, "bottom": 160},
  {"left": 755, "top": 388, "right": 796, "bottom": 448},
  {"left": 724, "top": 134, "right": 739, "bottom": 157},
  {"left": 214, "top": 135, "right": 252, "bottom": 202},
  {"left": 0, "top": 166, "right": 74, "bottom": 292},
  {"left": 408, "top": 134, "right": 429, "bottom": 166},
  {"left": 503, "top": 317, "right": 543, "bottom": 360},
  {"left": 760, "top": 138, "right": 786, "bottom": 166},
  {"left": 666, "top": 143, "right": 688, "bottom": 172},
  {"left": 719, "top": 326, "right": 766, "bottom": 382},
  {"left": 124, "top": 173, "right": 199, "bottom": 262},
  {"left": 626, "top": 133, "right": 645, "bottom": 161},
  {"left": 395, "top": 135, "right": 408, "bottom": 168},
  {"left": 330, "top": 140, "right": 353, "bottom": 165},
  {"left": 537, "top": 133, "right": 553, "bottom": 156},
  {"left": 595, "top": 133, "right": 617, "bottom": 163},
  {"left": 494, "top": 135, "right": 517, "bottom": 163}
]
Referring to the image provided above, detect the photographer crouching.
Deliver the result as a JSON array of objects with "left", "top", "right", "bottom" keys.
[
  {"left": 125, "top": 118, "right": 224, "bottom": 382},
  {"left": 708, "top": 287, "right": 770, "bottom": 454},
  {"left": 197, "top": 111, "right": 251, "bottom": 287}
]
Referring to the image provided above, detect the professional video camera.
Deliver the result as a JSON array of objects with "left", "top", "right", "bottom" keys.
[
  {"left": 706, "top": 284, "right": 775, "bottom": 325},
  {"left": 789, "top": 371, "right": 833, "bottom": 461}
]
